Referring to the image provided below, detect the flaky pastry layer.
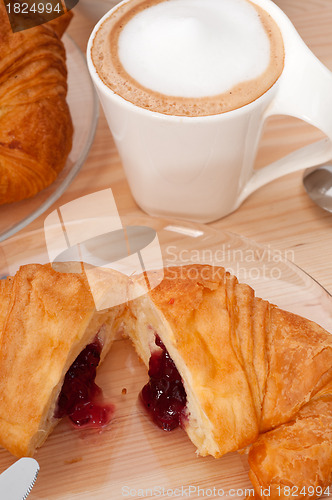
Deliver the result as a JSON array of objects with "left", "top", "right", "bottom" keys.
[
  {"left": 0, "top": 5, "right": 73, "bottom": 204},
  {"left": 0, "top": 263, "right": 125, "bottom": 457},
  {"left": 125, "top": 264, "right": 332, "bottom": 499}
]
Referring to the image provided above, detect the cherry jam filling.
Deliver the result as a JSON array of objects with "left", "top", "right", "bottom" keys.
[
  {"left": 55, "top": 338, "right": 113, "bottom": 428},
  {"left": 140, "top": 335, "right": 187, "bottom": 431}
]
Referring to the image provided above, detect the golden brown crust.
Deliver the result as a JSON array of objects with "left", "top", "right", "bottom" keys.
[
  {"left": 46, "top": 11, "right": 73, "bottom": 38},
  {"left": 146, "top": 265, "right": 332, "bottom": 440},
  {"left": 127, "top": 264, "right": 332, "bottom": 494},
  {"left": 0, "top": 5, "right": 73, "bottom": 205},
  {"left": 0, "top": 263, "right": 123, "bottom": 457},
  {"left": 261, "top": 307, "right": 332, "bottom": 431},
  {"left": 248, "top": 396, "right": 332, "bottom": 500},
  {"left": 148, "top": 266, "right": 260, "bottom": 455}
]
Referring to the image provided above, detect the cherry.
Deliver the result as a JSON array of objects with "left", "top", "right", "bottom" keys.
[
  {"left": 55, "top": 338, "right": 113, "bottom": 428},
  {"left": 140, "top": 335, "right": 187, "bottom": 431}
]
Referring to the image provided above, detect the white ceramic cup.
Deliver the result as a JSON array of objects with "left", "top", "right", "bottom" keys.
[{"left": 87, "top": 0, "right": 332, "bottom": 223}]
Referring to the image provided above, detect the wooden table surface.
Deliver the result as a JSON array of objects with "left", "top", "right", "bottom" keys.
[{"left": 18, "top": 0, "right": 332, "bottom": 295}]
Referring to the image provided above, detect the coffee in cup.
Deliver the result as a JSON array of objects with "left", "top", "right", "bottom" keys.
[
  {"left": 87, "top": 0, "right": 332, "bottom": 222},
  {"left": 91, "top": 0, "right": 285, "bottom": 116}
]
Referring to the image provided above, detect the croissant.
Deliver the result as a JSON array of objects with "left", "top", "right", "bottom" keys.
[
  {"left": 0, "top": 4, "right": 73, "bottom": 205},
  {"left": 0, "top": 263, "right": 125, "bottom": 457},
  {"left": 125, "top": 264, "right": 332, "bottom": 500}
]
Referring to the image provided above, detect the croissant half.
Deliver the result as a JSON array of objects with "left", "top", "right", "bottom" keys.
[
  {"left": 125, "top": 265, "right": 332, "bottom": 500},
  {"left": 0, "top": 4, "right": 73, "bottom": 205},
  {"left": 0, "top": 263, "right": 125, "bottom": 457}
]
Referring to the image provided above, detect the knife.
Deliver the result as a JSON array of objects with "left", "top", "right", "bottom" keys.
[{"left": 0, "top": 458, "right": 40, "bottom": 499}]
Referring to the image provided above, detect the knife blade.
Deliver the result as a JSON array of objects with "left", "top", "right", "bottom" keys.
[{"left": 0, "top": 458, "right": 40, "bottom": 499}]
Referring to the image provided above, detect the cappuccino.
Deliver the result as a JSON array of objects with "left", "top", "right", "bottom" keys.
[{"left": 91, "top": 0, "right": 285, "bottom": 116}]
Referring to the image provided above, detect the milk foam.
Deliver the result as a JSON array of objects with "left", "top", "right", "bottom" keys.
[
  {"left": 91, "top": 0, "right": 285, "bottom": 116},
  {"left": 118, "top": 0, "right": 271, "bottom": 97}
]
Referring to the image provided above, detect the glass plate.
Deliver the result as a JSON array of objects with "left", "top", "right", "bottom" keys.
[
  {"left": 0, "top": 215, "right": 331, "bottom": 500},
  {"left": 0, "top": 35, "right": 99, "bottom": 243}
]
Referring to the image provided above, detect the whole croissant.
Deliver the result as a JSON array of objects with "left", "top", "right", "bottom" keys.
[
  {"left": 126, "top": 265, "right": 332, "bottom": 500},
  {"left": 0, "top": 4, "right": 73, "bottom": 205}
]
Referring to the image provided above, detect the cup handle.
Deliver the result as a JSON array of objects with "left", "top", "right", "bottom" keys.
[{"left": 238, "top": 30, "right": 332, "bottom": 205}]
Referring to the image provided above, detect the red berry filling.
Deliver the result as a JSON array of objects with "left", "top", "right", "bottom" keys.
[
  {"left": 141, "top": 335, "right": 187, "bottom": 431},
  {"left": 55, "top": 338, "right": 113, "bottom": 428}
]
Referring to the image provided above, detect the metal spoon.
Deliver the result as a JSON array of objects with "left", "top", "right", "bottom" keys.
[{"left": 303, "top": 163, "right": 332, "bottom": 213}]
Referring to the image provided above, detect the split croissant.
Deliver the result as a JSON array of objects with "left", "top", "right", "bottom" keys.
[
  {"left": 0, "top": 263, "right": 125, "bottom": 457},
  {"left": 0, "top": 4, "right": 73, "bottom": 205},
  {"left": 1, "top": 261, "right": 331, "bottom": 498},
  {"left": 125, "top": 264, "right": 332, "bottom": 500}
]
